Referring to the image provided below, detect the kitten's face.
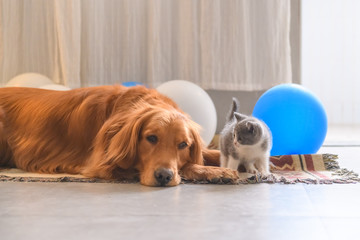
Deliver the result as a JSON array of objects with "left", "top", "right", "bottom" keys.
[{"left": 233, "top": 119, "right": 262, "bottom": 146}]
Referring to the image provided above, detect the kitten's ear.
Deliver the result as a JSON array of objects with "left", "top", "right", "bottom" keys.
[{"left": 234, "top": 112, "right": 246, "bottom": 122}]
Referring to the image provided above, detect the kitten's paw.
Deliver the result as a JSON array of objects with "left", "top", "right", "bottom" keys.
[
  {"left": 259, "top": 170, "right": 270, "bottom": 177},
  {"left": 245, "top": 165, "right": 258, "bottom": 174}
]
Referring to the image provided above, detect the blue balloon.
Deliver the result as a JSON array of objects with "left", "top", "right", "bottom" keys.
[
  {"left": 122, "top": 81, "right": 145, "bottom": 87},
  {"left": 252, "top": 84, "right": 327, "bottom": 156}
]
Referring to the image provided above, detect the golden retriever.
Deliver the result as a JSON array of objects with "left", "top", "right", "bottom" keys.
[{"left": 0, "top": 85, "right": 239, "bottom": 186}]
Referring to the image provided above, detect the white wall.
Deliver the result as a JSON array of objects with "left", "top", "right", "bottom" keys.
[{"left": 301, "top": 0, "right": 360, "bottom": 124}]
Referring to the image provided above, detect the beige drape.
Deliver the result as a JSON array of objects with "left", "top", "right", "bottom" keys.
[{"left": 0, "top": 0, "right": 292, "bottom": 90}]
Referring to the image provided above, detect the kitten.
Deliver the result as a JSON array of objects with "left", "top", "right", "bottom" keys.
[{"left": 219, "top": 98, "right": 272, "bottom": 175}]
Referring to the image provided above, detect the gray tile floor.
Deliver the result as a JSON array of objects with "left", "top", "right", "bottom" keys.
[{"left": 1, "top": 126, "right": 360, "bottom": 240}]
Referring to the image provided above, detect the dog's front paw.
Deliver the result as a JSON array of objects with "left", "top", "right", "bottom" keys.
[
  {"left": 207, "top": 167, "right": 239, "bottom": 184},
  {"left": 180, "top": 164, "right": 239, "bottom": 184}
]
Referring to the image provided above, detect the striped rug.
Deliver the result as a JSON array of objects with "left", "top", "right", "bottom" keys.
[
  {"left": 239, "top": 154, "right": 360, "bottom": 184},
  {"left": 0, "top": 154, "right": 358, "bottom": 184}
]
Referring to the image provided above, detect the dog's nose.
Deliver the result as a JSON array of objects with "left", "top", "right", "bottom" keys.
[{"left": 154, "top": 168, "right": 174, "bottom": 186}]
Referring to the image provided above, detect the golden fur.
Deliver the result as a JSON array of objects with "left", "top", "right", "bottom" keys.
[{"left": 0, "top": 85, "right": 238, "bottom": 186}]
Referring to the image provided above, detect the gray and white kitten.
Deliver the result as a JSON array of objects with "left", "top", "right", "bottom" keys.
[{"left": 219, "top": 98, "right": 272, "bottom": 175}]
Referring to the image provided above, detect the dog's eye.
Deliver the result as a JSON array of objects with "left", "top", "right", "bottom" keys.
[
  {"left": 178, "top": 142, "right": 188, "bottom": 150},
  {"left": 146, "top": 135, "right": 158, "bottom": 144}
]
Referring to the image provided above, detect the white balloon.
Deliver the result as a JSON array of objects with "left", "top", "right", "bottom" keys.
[
  {"left": 40, "top": 84, "right": 71, "bottom": 91},
  {"left": 157, "top": 80, "right": 217, "bottom": 146},
  {"left": 6, "top": 73, "right": 53, "bottom": 88}
]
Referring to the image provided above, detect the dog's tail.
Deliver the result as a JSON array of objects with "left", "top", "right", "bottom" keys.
[{"left": 226, "top": 97, "right": 240, "bottom": 122}]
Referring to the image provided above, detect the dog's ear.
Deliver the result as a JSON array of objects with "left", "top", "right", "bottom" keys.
[
  {"left": 103, "top": 109, "right": 159, "bottom": 169},
  {"left": 102, "top": 113, "right": 139, "bottom": 169},
  {"left": 187, "top": 120, "right": 205, "bottom": 166},
  {"left": 85, "top": 108, "right": 157, "bottom": 178}
]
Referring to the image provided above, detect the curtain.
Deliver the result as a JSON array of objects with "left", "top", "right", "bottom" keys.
[{"left": 0, "top": 0, "right": 292, "bottom": 90}]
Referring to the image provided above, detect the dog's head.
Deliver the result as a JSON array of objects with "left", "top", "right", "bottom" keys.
[
  {"left": 136, "top": 109, "right": 204, "bottom": 186},
  {"left": 100, "top": 104, "right": 204, "bottom": 187}
]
